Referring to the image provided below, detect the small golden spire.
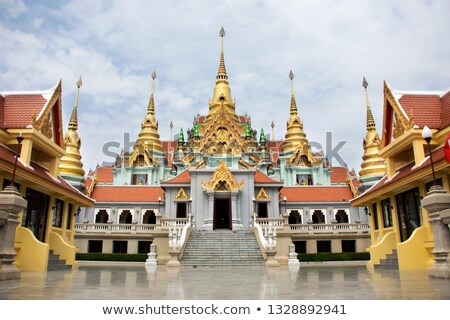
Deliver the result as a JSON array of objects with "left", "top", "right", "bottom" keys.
[
  {"left": 68, "top": 77, "right": 82, "bottom": 131},
  {"left": 362, "top": 77, "right": 375, "bottom": 130},
  {"left": 289, "top": 70, "right": 298, "bottom": 115},
  {"left": 148, "top": 70, "right": 156, "bottom": 115},
  {"left": 217, "top": 26, "right": 228, "bottom": 80}
]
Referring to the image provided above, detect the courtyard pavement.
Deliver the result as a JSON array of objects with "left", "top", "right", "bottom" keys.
[{"left": 1, "top": 262, "right": 449, "bottom": 300}]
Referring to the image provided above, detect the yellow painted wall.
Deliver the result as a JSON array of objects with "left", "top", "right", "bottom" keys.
[
  {"left": 397, "top": 226, "right": 434, "bottom": 270},
  {"left": 14, "top": 226, "right": 48, "bottom": 271}
]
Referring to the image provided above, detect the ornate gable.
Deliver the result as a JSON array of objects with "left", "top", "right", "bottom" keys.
[
  {"left": 381, "top": 81, "right": 416, "bottom": 146},
  {"left": 175, "top": 187, "right": 189, "bottom": 200},
  {"left": 199, "top": 102, "right": 247, "bottom": 155},
  {"left": 256, "top": 187, "right": 270, "bottom": 200},
  {"left": 201, "top": 159, "right": 244, "bottom": 191},
  {"left": 30, "top": 80, "right": 64, "bottom": 147}
]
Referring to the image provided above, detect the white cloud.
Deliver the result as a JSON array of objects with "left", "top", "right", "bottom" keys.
[{"left": 1, "top": 0, "right": 449, "bottom": 175}]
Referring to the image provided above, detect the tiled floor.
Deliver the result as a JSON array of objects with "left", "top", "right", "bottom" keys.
[{"left": 1, "top": 264, "right": 449, "bottom": 300}]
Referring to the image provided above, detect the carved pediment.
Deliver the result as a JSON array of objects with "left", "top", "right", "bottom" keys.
[
  {"left": 128, "top": 142, "right": 160, "bottom": 167},
  {"left": 201, "top": 159, "right": 244, "bottom": 191},
  {"left": 287, "top": 144, "right": 321, "bottom": 167},
  {"left": 256, "top": 187, "right": 270, "bottom": 200},
  {"left": 175, "top": 187, "right": 189, "bottom": 200}
]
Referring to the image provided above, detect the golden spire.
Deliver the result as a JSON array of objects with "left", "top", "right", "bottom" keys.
[
  {"left": 359, "top": 77, "right": 386, "bottom": 180},
  {"left": 363, "top": 77, "right": 376, "bottom": 130},
  {"left": 208, "top": 26, "right": 236, "bottom": 117},
  {"left": 217, "top": 26, "right": 228, "bottom": 81},
  {"left": 129, "top": 71, "right": 162, "bottom": 160},
  {"left": 128, "top": 71, "right": 163, "bottom": 166},
  {"left": 59, "top": 77, "right": 85, "bottom": 179},
  {"left": 283, "top": 71, "right": 308, "bottom": 152},
  {"left": 68, "top": 77, "right": 82, "bottom": 131},
  {"left": 147, "top": 70, "right": 156, "bottom": 115},
  {"left": 289, "top": 70, "right": 298, "bottom": 115}
]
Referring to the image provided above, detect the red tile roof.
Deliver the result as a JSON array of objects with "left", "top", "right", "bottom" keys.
[
  {"left": 96, "top": 166, "right": 114, "bottom": 183},
  {"left": 399, "top": 94, "right": 442, "bottom": 129},
  {"left": 0, "top": 144, "right": 93, "bottom": 205},
  {"left": 254, "top": 170, "right": 281, "bottom": 184},
  {"left": 392, "top": 88, "right": 450, "bottom": 130},
  {"left": 441, "top": 91, "right": 450, "bottom": 128},
  {"left": 330, "top": 167, "right": 348, "bottom": 184},
  {"left": 163, "top": 170, "right": 191, "bottom": 184},
  {"left": 280, "top": 186, "right": 354, "bottom": 202},
  {"left": 91, "top": 185, "right": 164, "bottom": 202},
  {"left": 1, "top": 94, "right": 48, "bottom": 129}
]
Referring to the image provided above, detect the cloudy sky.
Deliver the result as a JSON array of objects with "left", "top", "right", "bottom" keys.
[{"left": 1, "top": 0, "right": 449, "bottom": 174}]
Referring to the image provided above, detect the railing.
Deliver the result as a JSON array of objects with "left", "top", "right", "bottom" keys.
[
  {"left": 253, "top": 215, "right": 278, "bottom": 249},
  {"left": 168, "top": 216, "right": 192, "bottom": 249},
  {"left": 160, "top": 217, "right": 189, "bottom": 227},
  {"left": 74, "top": 222, "right": 156, "bottom": 234},
  {"left": 256, "top": 217, "right": 285, "bottom": 227},
  {"left": 289, "top": 223, "right": 370, "bottom": 234}
]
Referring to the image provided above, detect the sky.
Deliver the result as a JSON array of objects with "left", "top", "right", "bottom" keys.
[{"left": 1, "top": 0, "right": 449, "bottom": 175}]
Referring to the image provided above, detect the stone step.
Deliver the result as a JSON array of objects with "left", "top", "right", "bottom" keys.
[
  {"left": 182, "top": 231, "right": 265, "bottom": 267},
  {"left": 374, "top": 249, "right": 399, "bottom": 270},
  {"left": 48, "top": 250, "right": 72, "bottom": 271}
]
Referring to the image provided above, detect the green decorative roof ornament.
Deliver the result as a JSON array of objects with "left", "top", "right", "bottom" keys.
[
  {"left": 179, "top": 128, "right": 185, "bottom": 142},
  {"left": 245, "top": 121, "right": 251, "bottom": 137},
  {"left": 194, "top": 121, "right": 199, "bottom": 136},
  {"left": 260, "top": 128, "right": 266, "bottom": 143}
]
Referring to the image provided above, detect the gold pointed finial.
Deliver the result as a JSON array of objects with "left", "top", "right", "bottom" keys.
[
  {"left": 289, "top": 70, "right": 298, "bottom": 114},
  {"left": 151, "top": 70, "right": 156, "bottom": 96},
  {"left": 148, "top": 71, "right": 156, "bottom": 114},
  {"left": 289, "top": 70, "right": 295, "bottom": 96},
  {"left": 217, "top": 27, "right": 228, "bottom": 80},
  {"left": 362, "top": 76, "right": 375, "bottom": 130},
  {"left": 76, "top": 76, "right": 82, "bottom": 89},
  {"left": 69, "top": 77, "right": 82, "bottom": 131},
  {"left": 362, "top": 76, "right": 368, "bottom": 89}
]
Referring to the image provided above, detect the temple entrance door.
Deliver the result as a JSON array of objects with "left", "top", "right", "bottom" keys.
[
  {"left": 213, "top": 197, "right": 231, "bottom": 230},
  {"left": 24, "top": 188, "right": 49, "bottom": 242}
]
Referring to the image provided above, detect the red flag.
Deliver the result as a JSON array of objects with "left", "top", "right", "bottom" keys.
[{"left": 445, "top": 131, "right": 450, "bottom": 163}]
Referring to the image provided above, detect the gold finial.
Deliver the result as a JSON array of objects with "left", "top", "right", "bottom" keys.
[
  {"left": 217, "top": 27, "right": 228, "bottom": 80},
  {"left": 69, "top": 77, "right": 82, "bottom": 131},
  {"left": 289, "top": 70, "right": 298, "bottom": 114},
  {"left": 148, "top": 71, "right": 157, "bottom": 115},
  {"left": 289, "top": 70, "right": 295, "bottom": 96},
  {"left": 151, "top": 70, "right": 156, "bottom": 96},
  {"left": 76, "top": 76, "right": 83, "bottom": 89},
  {"left": 362, "top": 76, "right": 375, "bottom": 130},
  {"left": 362, "top": 76, "right": 368, "bottom": 89}
]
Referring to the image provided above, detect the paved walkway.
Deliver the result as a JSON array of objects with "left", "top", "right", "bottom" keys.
[{"left": 1, "top": 263, "right": 449, "bottom": 300}]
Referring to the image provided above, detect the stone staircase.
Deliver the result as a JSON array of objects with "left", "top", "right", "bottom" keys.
[
  {"left": 374, "top": 249, "right": 399, "bottom": 270},
  {"left": 47, "top": 250, "right": 72, "bottom": 271},
  {"left": 182, "top": 230, "right": 265, "bottom": 267}
]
